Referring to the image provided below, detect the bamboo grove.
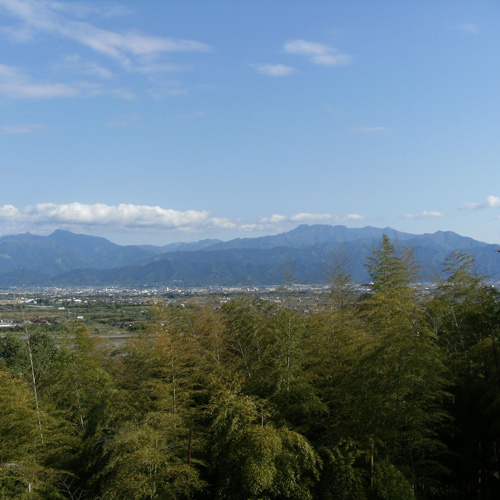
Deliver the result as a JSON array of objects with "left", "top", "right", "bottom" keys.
[{"left": 1, "top": 236, "right": 500, "bottom": 499}]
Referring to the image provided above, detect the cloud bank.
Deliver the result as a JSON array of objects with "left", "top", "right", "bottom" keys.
[
  {"left": 0, "top": 203, "right": 364, "bottom": 236},
  {"left": 0, "top": 203, "right": 222, "bottom": 231}
]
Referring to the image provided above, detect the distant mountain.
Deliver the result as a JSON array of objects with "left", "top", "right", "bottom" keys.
[
  {"left": 0, "top": 225, "right": 498, "bottom": 287},
  {"left": 47, "top": 229, "right": 118, "bottom": 253},
  {"left": 160, "top": 239, "right": 223, "bottom": 252},
  {"left": 206, "top": 224, "right": 414, "bottom": 251},
  {"left": 0, "top": 230, "right": 156, "bottom": 277}
]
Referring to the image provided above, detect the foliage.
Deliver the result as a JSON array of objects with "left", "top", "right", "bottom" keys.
[{"left": 1, "top": 237, "right": 499, "bottom": 498}]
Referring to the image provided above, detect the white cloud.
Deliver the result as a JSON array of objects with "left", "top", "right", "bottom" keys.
[
  {"left": 209, "top": 217, "right": 237, "bottom": 229},
  {"left": 0, "top": 63, "right": 80, "bottom": 98},
  {"left": 459, "top": 195, "right": 500, "bottom": 210},
  {"left": 0, "top": 203, "right": 215, "bottom": 231},
  {"left": 284, "top": 39, "right": 352, "bottom": 67},
  {"left": 46, "top": 2, "right": 134, "bottom": 20},
  {"left": 403, "top": 211, "right": 444, "bottom": 219},
  {"left": 0, "top": 64, "right": 134, "bottom": 100},
  {"left": 0, "top": 204, "right": 19, "bottom": 219},
  {"left": 252, "top": 63, "right": 296, "bottom": 77},
  {"left": 258, "top": 214, "right": 288, "bottom": 224},
  {"left": 0, "top": 0, "right": 212, "bottom": 70},
  {"left": 257, "top": 212, "right": 364, "bottom": 229},
  {"left": 486, "top": 195, "right": 500, "bottom": 208},
  {"left": 457, "top": 23, "right": 479, "bottom": 35},
  {"left": 0, "top": 203, "right": 365, "bottom": 237},
  {"left": 291, "top": 212, "right": 363, "bottom": 223},
  {"left": 0, "top": 123, "right": 46, "bottom": 134}
]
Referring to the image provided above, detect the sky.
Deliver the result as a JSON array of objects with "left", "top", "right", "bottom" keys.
[{"left": 0, "top": 0, "right": 500, "bottom": 245}]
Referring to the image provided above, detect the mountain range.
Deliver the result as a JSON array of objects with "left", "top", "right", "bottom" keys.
[{"left": 0, "top": 225, "right": 498, "bottom": 287}]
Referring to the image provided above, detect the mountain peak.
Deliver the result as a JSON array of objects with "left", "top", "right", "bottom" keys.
[{"left": 47, "top": 229, "right": 118, "bottom": 252}]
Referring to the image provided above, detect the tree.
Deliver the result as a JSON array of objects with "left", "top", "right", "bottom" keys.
[
  {"left": 426, "top": 252, "right": 500, "bottom": 498},
  {"left": 429, "top": 251, "right": 498, "bottom": 366},
  {"left": 351, "top": 236, "right": 448, "bottom": 495},
  {"left": 97, "top": 304, "right": 205, "bottom": 499},
  {"left": 100, "top": 412, "right": 205, "bottom": 500},
  {"left": 207, "top": 385, "right": 319, "bottom": 500},
  {"left": 0, "top": 368, "right": 68, "bottom": 499}
]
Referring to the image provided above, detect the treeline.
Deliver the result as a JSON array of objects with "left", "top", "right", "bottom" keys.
[{"left": 1, "top": 236, "right": 500, "bottom": 499}]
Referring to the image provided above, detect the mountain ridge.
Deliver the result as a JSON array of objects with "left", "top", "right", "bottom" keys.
[{"left": 0, "top": 225, "right": 498, "bottom": 286}]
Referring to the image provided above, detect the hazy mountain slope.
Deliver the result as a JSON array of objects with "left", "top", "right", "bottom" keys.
[
  {"left": 160, "top": 239, "right": 223, "bottom": 252},
  {"left": 0, "top": 233, "right": 87, "bottom": 276},
  {"left": 0, "top": 225, "right": 498, "bottom": 286},
  {"left": 207, "top": 225, "right": 415, "bottom": 251},
  {"left": 0, "top": 230, "right": 157, "bottom": 276},
  {"left": 47, "top": 229, "right": 119, "bottom": 253},
  {"left": 0, "top": 268, "right": 52, "bottom": 287}
]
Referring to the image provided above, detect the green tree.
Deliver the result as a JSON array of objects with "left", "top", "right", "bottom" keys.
[
  {"left": 352, "top": 236, "right": 448, "bottom": 496},
  {"left": 426, "top": 252, "right": 500, "bottom": 498},
  {"left": 100, "top": 412, "right": 204, "bottom": 500},
  {"left": 207, "top": 385, "right": 319, "bottom": 500},
  {"left": 98, "top": 304, "right": 205, "bottom": 499},
  {"left": 0, "top": 368, "right": 68, "bottom": 499}
]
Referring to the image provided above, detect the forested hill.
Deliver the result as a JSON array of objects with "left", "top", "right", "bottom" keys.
[{"left": 0, "top": 225, "right": 498, "bottom": 286}]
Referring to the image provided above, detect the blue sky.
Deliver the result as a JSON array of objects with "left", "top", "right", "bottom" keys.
[{"left": 0, "top": 0, "right": 499, "bottom": 245}]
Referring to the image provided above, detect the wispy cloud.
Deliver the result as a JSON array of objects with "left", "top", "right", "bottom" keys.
[
  {"left": 0, "top": 0, "right": 212, "bottom": 69},
  {"left": 0, "top": 123, "right": 47, "bottom": 134},
  {"left": 136, "top": 62, "right": 189, "bottom": 74},
  {"left": 251, "top": 63, "right": 296, "bottom": 77},
  {"left": 403, "top": 211, "right": 444, "bottom": 219},
  {"left": 0, "top": 63, "right": 134, "bottom": 100},
  {"left": 58, "top": 53, "right": 113, "bottom": 79},
  {"left": 0, "top": 64, "right": 80, "bottom": 98},
  {"left": 284, "top": 39, "right": 352, "bottom": 67},
  {"left": 456, "top": 23, "right": 479, "bottom": 35},
  {"left": 147, "top": 86, "right": 188, "bottom": 100},
  {"left": 105, "top": 114, "right": 139, "bottom": 128},
  {"left": 351, "top": 126, "right": 393, "bottom": 134},
  {"left": 459, "top": 202, "right": 482, "bottom": 210},
  {"left": 459, "top": 195, "right": 500, "bottom": 210},
  {"left": 108, "top": 87, "right": 135, "bottom": 99},
  {"left": 46, "top": 2, "right": 134, "bottom": 20}
]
